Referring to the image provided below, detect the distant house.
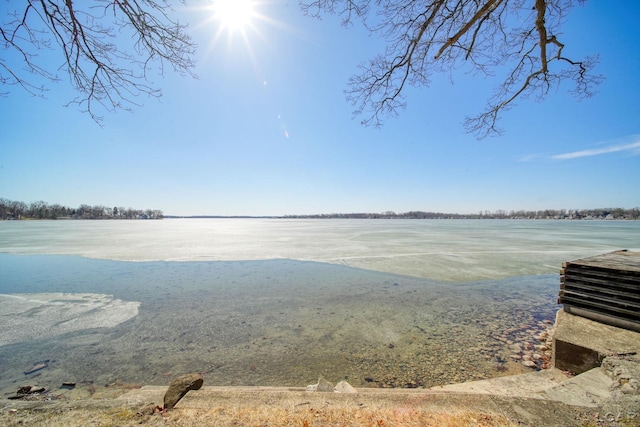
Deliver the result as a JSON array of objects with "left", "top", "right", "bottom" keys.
[{"left": 140, "top": 213, "right": 148, "bottom": 219}]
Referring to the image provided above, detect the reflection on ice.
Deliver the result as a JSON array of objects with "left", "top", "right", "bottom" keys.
[{"left": 0, "top": 219, "right": 637, "bottom": 282}]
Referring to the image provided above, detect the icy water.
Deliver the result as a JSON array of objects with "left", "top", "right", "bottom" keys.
[{"left": 0, "top": 219, "right": 638, "bottom": 395}]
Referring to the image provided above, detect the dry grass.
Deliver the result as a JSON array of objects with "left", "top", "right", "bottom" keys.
[
  {"left": 161, "top": 405, "right": 517, "bottom": 426},
  {"left": 1, "top": 402, "right": 517, "bottom": 426}
]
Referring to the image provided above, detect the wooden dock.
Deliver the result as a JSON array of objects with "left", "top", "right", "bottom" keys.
[{"left": 558, "top": 250, "right": 640, "bottom": 332}]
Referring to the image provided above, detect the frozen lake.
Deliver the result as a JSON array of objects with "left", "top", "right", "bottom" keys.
[
  {"left": 0, "top": 219, "right": 638, "bottom": 395},
  {"left": 2, "top": 218, "right": 638, "bottom": 281}
]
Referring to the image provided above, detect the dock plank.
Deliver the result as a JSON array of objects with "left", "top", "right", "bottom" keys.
[{"left": 558, "top": 250, "right": 640, "bottom": 332}]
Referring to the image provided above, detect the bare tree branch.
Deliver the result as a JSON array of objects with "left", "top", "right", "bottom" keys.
[
  {"left": 301, "top": 0, "right": 603, "bottom": 138},
  {"left": 1, "top": 0, "right": 196, "bottom": 122}
]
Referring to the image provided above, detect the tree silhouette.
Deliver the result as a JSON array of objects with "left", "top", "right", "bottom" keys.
[
  {"left": 301, "top": 0, "right": 603, "bottom": 137},
  {"left": 1, "top": 0, "right": 196, "bottom": 122},
  {"left": 2, "top": 1, "right": 603, "bottom": 135}
]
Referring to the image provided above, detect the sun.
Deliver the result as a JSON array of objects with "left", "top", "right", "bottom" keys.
[{"left": 212, "top": 0, "right": 256, "bottom": 32}]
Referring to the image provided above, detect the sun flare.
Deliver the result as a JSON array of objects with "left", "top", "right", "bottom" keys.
[{"left": 212, "top": 0, "right": 256, "bottom": 32}]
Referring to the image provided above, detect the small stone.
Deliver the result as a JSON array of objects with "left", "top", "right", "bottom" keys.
[
  {"left": 334, "top": 380, "right": 357, "bottom": 393},
  {"left": 137, "top": 403, "right": 159, "bottom": 416},
  {"left": 17, "top": 385, "right": 46, "bottom": 395},
  {"left": 620, "top": 379, "right": 639, "bottom": 395},
  {"left": 522, "top": 360, "right": 537, "bottom": 368},
  {"left": 316, "top": 377, "right": 335, "bottom": 392},
  {"left": 17, "top": 386, "right": 32, "bottom": 395},
  {"left": 509, "top": 354, "right": 522, "bottom": 361},
  {"left": 620, "top": 383, "right": 635, "bottom": 394},
  {"left": 534, "top": 332, "right": 547, "bottom": 341},
  {"left": 24, "top": 361, "right": 48, "bottom": 375},
  {"left": 163, "top": 373, "right": 203, "bottom": 410}
]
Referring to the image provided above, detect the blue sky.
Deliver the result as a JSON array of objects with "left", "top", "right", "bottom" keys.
[{"left": 1, "top": 1, "right": 639, "bottom": 216}]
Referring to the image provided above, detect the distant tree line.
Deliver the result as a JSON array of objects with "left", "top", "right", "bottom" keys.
[
  {"left": 0, "top": 198, "right": 163, "bottom": 220},
  {"left": 285, "top": 208, "right": 640, "bottom": 220}
]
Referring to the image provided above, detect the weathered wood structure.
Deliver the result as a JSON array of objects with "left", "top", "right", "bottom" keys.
[{"left": 558, "top": 250, "right": 640, "bottom": 333}]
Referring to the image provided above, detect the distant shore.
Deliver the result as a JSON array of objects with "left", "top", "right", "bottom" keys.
[
  {"left": 165, "top": 214, "right": 639, "bottom": 220},
  {"left": 2, "top": 197, "right": 637, "bottom": 220}
]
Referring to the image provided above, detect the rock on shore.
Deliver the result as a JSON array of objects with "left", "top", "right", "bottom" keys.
[{"left": 163, "top": 373, "right": 204, "bottom": 410}]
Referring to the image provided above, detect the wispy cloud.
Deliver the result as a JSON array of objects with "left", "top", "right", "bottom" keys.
[
  {"left": 551, "top": 136, "right": 640, "bottom": 160},
  {"left": 517, "top": 153, "right": 545, "bottom": 162}
]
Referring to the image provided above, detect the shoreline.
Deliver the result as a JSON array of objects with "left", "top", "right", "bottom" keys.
[
  {"left": 2, "top": 346, "right": 636, "bottom": 426},
  {"left": 0, "top": 369, "right": 616, "bottom": 427},
  {"left": 0, "top": 321, "right": 572, "bottom": 426}
]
